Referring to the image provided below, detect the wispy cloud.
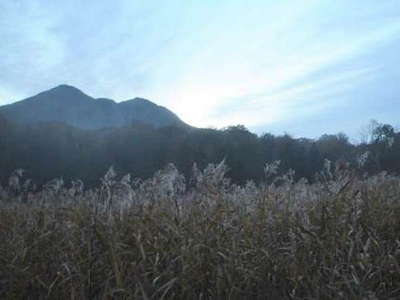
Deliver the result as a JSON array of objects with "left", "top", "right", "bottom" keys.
[
  {"left": 1, "top": 0, "right": 399, "bottom": 137},
  {"left": 158, "top": 2, "right": 400, "bottom": 129}
]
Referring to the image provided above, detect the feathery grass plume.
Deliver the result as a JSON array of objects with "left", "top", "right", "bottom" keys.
[{"left": 0, "top": 162, "right": 399, "bottom": 299}]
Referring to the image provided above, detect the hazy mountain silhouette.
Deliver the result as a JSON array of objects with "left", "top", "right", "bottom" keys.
[{"left": 0, "top": 85, "right": 187, "bottom": 129}]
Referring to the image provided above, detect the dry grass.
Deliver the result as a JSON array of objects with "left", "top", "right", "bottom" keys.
[{"left": 0, "top": 162, "right": 399, "bottom": 299}]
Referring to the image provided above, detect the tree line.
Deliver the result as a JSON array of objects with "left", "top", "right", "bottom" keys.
[{"left": 0, "top": 115, "right": 399, "bottom": 187}]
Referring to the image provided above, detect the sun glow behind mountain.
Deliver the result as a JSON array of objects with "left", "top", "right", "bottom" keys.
[{"left": 1, "top": 0, "right": 400, "bottom": 138}]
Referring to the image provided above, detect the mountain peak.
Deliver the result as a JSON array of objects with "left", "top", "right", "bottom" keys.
[
  {"left": 129, "top": 97, "right": 155, "bottom": 105},
  {"left": 54, "top": 84, "right": 77, "bottom": 90},
  {"left": 133, "top": 97, "right": 151, "bottom": 102},
  {"left": 46, "top": 84, "right": 87, "bottom": 97},
  {"left": 0, "top": 85, "right": 188, "bottom": 129}
]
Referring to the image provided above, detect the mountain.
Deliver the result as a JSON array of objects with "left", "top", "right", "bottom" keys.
[{"left": 0, "top": 85, "right": 188, "bottom": 129}]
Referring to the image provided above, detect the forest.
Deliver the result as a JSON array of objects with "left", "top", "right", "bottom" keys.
[
  {"left": 0, "top": 114, "right": 399, "bottom": 187},
  {"left": 1, "top": 113, "right": 400, "bottom": 298},
  {"left": 1, "top": 134, "right": 399, "bottom": 298}
]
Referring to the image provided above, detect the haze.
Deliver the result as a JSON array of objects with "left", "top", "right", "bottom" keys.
[{"left": 1, "top": 0, "right": 399, "bottom": 139}]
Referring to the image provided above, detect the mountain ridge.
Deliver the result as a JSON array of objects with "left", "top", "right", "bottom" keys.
[{"left": 0, "top": 85, "right": 188, "bottom": 129}]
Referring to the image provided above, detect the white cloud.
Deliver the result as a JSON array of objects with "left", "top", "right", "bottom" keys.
[{"left": 1, "top": 0, "right": 399, "bottom": 137}]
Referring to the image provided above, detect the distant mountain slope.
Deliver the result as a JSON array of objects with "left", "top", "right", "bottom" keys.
[{"left": 0, "top": 85, "right": 188, "bottom": 129}]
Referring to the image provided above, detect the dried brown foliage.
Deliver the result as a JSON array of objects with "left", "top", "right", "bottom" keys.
[{"left": 0, "top": 162, "right": 399, "bottom": 299}]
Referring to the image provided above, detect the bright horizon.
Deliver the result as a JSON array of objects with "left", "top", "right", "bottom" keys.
[{"left": 1, "top": 0, "right": 400, "bottom": 140}]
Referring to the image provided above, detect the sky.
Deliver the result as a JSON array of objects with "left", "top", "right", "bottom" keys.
[{"left": 1, "top": 0, "right": 400, "bottom": 140}]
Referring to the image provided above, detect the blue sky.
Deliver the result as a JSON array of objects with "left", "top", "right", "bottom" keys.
[{"left": 1, "top": 0, "right": 399, "bottom": 140}]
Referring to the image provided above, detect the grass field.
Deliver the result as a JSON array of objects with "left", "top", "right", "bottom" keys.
[{"left": 1, "top": 161, "right": 399, "bottom": 299}]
